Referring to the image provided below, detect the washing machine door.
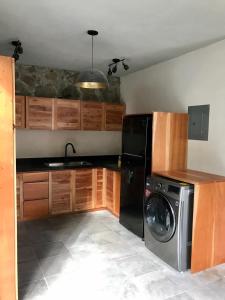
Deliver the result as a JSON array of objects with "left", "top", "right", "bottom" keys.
[{"left": 145, "top": 192, "right": 176, "bottom": 242}]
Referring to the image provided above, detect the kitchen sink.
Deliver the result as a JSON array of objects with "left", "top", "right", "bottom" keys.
[{"left": 45, "top": 161, "right": 93, "bottom": 168}]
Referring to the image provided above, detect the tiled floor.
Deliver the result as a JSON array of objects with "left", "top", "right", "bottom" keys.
[{"left": 18, "top": 210, "right": 225, "bottom": 300}]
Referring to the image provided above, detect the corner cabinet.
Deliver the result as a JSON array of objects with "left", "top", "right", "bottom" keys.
[
  {"left": 104, "top": 169, "right": 121, "bottom": 216},
  {"left": 54, "top": 99, "right": 80, "bottom": 130},
  {"left": 26, "top": 97, "right": 54, "bottom": 130},
  {"left": 103, "top": 103, "right": 125, "bottom": 131}
]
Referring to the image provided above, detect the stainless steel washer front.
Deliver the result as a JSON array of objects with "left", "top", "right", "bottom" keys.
[{"left": 144, "top": 176, "right": 194, "bottom": 271}]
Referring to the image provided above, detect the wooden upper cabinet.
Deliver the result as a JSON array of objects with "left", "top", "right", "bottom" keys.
[
  {"left": 26, "top": 96, "right": 54, "bottom": 130},
  {"left": 103, "top": 103, "right": 125, "bottom": 131},
  {"left": 50, "top": 170, "right": 73, "bottom": 214},
  {"left": 54, "top": 99, "right": 80, "bottom": 130},
  {"left": 73, "top": 169, "right": 94, "bottom": 211},
  {"left": 81, "top": 101, "right": 103, "bottom": 131},
  {"left": 152, "top": 112, "right": 188, "bottom": 173},
  {"left": 15, "top": 95, "right": 26, "bottom": 128}
]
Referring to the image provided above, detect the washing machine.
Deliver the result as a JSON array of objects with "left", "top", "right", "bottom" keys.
[{"left": 144, "top": 175, "right": 194, "bottom": 272}]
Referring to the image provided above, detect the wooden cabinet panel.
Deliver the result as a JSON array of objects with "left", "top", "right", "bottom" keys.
[
  {"left": 94, "top": 168, "right": 105, "bottom": 208},
  {"left": 81, "top": 101, "right": 103, "bottom": 130},
  {"left": 54, "top": 99, "right": 80, "bottom": 130},
  {"left": 23, "top": 199, "right": 49, "bottom": 219},
  {"left": 23, "top": 182, "right": 49, "bottom": 201},
  {"left": 103, "top": 103, "right": 125, "bottom": 131},
  {"left": 113, "top": 171, "right": 121, "bottom": 217},
  {"left": 105, "top": 169, "right": 114, "bottom": 211},
  {"left": 74, "top": 169, "right": 94, "bottom": 211},
  {"left": 50, "top": 170, "right": 72, "bottom": 214},
  {"left": 26, "top": 96, "right": 53, "bottom": 129},
  {"left": 152, "top": 112, "right": 188, "bottom": 173},
  {"left": 15, "top": 95, "right": 25, "bottom": 128},
  {"left": 23, "top": 172, "right": 49, "bottom": 183}
]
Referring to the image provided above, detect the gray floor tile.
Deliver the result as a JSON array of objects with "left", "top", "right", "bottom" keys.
[
  {"left": 18, "top": 279, "right": 48, "bottom": 300},
  {"left": 17, "top": 210, "right": 225, "bottom": 300},
  {"left": 18, "top": 246, "right": 37, "bottom": 263},
  {"left": 33, "top": 241, "right": 70, "bottom": 259},
  {"left": 39, "top": 252, "right": 75, "bottom": 277},
  {"left": 18, "top": 259, "right": 44, "bottom": 287}
]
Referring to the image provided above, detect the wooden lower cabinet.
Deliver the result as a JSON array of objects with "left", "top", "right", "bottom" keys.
[
  {"left": 49, "top": 170, "right": 73, "bottom": 214},
  {"left": 18, "top": 168, "right": 121, "bottom": 220},
  {"left": 23, "top": 199, "right": 49, "bottom": 219},
  {"left": 22, "top": 172, "right": 49, "bottom": 220},
  {"left": 94, "top": 168, "right": 105, "bottom": 208},
  {"left": 104, "top": 169, "right": 121, "bottom": 216},
  {"left": 73, "top": 169, "right": 94, "bottom": 211}
]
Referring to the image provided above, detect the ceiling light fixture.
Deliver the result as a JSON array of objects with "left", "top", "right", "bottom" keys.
[
  {"left": 108, "top": 58, "right": 129, "bottom": 76},
  {"left": 76, "top": 30, "right": 108, "bottom": 89},
  {"left": 11, "top": 40, "right": 23, "bottom": 62}
]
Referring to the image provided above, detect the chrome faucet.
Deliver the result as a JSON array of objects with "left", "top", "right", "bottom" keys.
[{"left": 65, "top": 143, "right": 76, "bottom": 158}]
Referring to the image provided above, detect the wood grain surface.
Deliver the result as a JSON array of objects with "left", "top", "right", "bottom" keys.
[{"left": 0, "top": 56, "right": 17, "bottom": 300}]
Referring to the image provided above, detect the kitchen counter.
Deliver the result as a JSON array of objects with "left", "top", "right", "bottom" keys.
[
  {"left": 16, "top": 155, "right": 121, "bottom": 173},
  {"left": 155, "top": 169, "right": 225, "bottom": 184}
]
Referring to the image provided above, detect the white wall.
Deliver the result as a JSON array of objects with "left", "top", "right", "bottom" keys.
[
  {"left": 121, "top": 40, "right": 225, "bottom": 175},
  {"left": 16, "top": 130, "right": 121, "bottom": 158}
]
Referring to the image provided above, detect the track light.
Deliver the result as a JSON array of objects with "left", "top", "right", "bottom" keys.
[
  {"left": 108, "top": 68, "right": 112, "bottom": 76},
  {"left": 107, "top": 58, "right": 129, "bottom": 76},
  {"left": 11, "top": 40, "right": 23, "bottom": 62},
  {"left": 112, "top": 64, "right": 117, "bottom": 73},
  {"left": 122, "top": 62, "right": 129, "bottom": 71}
]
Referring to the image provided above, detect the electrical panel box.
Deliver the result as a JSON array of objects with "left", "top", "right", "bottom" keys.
[{"left": 188, "top": 105, "right": 209, "bottom": 141}]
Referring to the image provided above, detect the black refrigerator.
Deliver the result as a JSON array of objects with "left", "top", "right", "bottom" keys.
[{"left": 119, "top": 114, "right": 152, "bottom": 238}]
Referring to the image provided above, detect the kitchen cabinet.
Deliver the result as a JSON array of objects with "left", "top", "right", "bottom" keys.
[
  {"left": 16, "top": 174, "right": 22, "bottom": 219},
  {"left": 49, "top": 170, "right": 73, "bottom": 214},
  {"left": 103, "top": 103, "right": 125, "bottom": 131},
  {"left": 73, "top": 169, "right": 94, "bottom": 211},
  {"left": 26, "top": 96, "right": 54, "bottom": 129},
  {"left": 22, "top": 172, "right": 49, "bottom": 219},
  {"left": 81, "top": 101, "right": 104, "bottom": 130},
  {"left": 93, "top": 168, "right": 105, "bottom": 208},
  {"left": 54, "top": 99, "right": 80, "bottom": 130},
  {"left": 104, "top": 169, "right": 121, "bottom": 216},
  {"left": 152, "top": 112, "right": 188, "bottom": 172},
  {"left": 15, "top": 95, "right": 25, "bottom": 128}
]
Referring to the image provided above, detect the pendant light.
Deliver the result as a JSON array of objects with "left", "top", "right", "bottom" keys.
[{"left": 76, "top": 30, "right": 108, "bottom": 89}]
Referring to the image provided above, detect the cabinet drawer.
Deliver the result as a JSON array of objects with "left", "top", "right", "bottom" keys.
[
  {"left": 23, "top": 172, "right": 49, "bottom": 183},
  {"left": 23, "top": 199, "right": 49, "bottom": 219},
  {"left": 23, "top": 182, "right": 49, "bottom": 200}
]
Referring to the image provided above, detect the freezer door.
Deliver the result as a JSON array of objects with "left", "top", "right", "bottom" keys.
[{"left": 119, "top": 156, "right": 146, "bottom": 237}]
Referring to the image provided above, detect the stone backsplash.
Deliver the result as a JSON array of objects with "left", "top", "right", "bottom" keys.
[{"left": 15, "top": 64, "right": 121, "bottom": 103}]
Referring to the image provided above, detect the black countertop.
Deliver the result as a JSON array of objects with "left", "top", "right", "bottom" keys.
[{"left": 16, "top": 155, "right": 121, "bottom": 173}]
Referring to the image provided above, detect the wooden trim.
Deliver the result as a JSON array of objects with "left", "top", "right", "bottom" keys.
[
  {"left": 152, "top": 112, "right": 188, "bottom": 173},
  {"left": 0, "top": 56, "right": 17, "bottom": 300}
]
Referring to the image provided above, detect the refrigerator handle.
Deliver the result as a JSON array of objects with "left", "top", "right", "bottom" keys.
[{"left": 128, "top": 170, "right": 134, "bottom": 184}]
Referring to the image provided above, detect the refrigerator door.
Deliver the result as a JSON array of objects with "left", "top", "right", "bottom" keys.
[
  {"left": 122, "top": 115, "right": 150, "bottom": 157},
  {"left": 119, "top": 155, "right": 146, "bottom": 237}
]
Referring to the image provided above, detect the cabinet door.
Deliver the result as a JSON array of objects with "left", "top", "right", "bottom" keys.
[
  {"left": 113, "top": 171, "right": 121, "bottom": 217},
  {"left": 81, "top": 101, "right": 103, "bottom": 130},
  {"left": 74, "top": 169, "right": 94, "bottom": 211},
  {"left": 50, "top": 170, "right": 73, "bottom": 214},
  {"left": 23, "top": 199, "right": 49, "bottom": 219},
  {"left": 15, "top": 95, "right": 25, "bottom": 128},
  {"left": 103, "top": 103, "right": 125, "bottom": 131},
  {"left": 94, "top": 168, "right": 105, "bottom": 208},
  {"left": 54, "top": 99, "right": 80, "bottom": 130},
  {"left": 105, "top": 169, "right": 114, "bottom": 211},
  {"left": 26, "top": 96, "right": 53, "bottom": 129}
]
